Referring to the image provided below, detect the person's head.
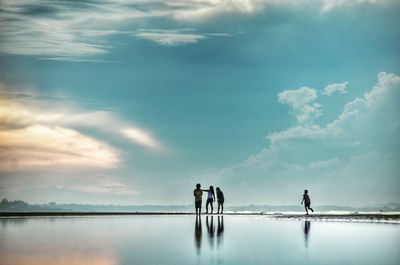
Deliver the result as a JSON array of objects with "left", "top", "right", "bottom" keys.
[
  {"left": 304, "top": 189, "right": 308, "bottom": 194},
  {"left": 216, "top": 187, "right": 220, "bottom": 192},
  {"left": 209, "top": 186, "right": 214, "bottom": 192},
  {"left": 196, "top": 183, "right": 201, "bottom": 189}
]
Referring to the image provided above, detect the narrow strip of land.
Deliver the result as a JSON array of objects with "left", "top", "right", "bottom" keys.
[{"left": 1, "top": 211, "right": 399, "bottom": 221}]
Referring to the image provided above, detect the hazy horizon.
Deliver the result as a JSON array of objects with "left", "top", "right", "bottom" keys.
[{"left": 1, "top": 0, "right": 399, "bottom": 206}]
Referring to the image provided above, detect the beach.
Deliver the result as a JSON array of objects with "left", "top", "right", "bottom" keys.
[{"left": 1, "top": 213, "right": 399, "bottom": 265}]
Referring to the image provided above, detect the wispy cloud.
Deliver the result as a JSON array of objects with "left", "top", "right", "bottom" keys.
[
  {"left": 322, "top": 82, "right": 349, "bottom": 96},
  {"left": 122, "top": 128, "right": 163, "bottom": 151},
  {"left": 133, "top": 29, "right": 207, "bottom": 46},
  {"left": 0, "top": 0, "right": 392, "bottom": 59},
  {"left": 56, "top": 179, "right": 139, "bottom": 195},
  {"left": 0, "top": 84, "right": 165, "bottom": 171},
  {"left": 0, "top": 98, "right": 119, "bottom": 171}
]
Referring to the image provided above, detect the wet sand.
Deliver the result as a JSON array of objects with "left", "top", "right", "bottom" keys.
[{"left": 1, "top": 211, "right": 399, "bottom": 223}]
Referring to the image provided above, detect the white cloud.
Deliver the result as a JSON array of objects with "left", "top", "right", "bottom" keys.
[
  {"left": 278, "top": 86, "right": 317, "bottom": 108},
  {"left": 122, "top": 128, "right": 163, "bottom": 151},
  {"left": 133, "top": 29, "right": 207, "bottom": 46},
  {"left": 278, "top": 86, "right": 322, "bottom": 124},
  {"left": 200, "top": 71, "right": 400, "bottom": 205},
  {"left": 321, "top": 0, "right": 390, "bottom": 12},
  {"left": 322, "top": 82, "right": 348, "bottom": 96},
  {"left": 0, "top": 0, "right": 393, "bottom": 58}
]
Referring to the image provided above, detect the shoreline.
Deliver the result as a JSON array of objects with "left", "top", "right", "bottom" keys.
[{"left": 1, "top": 211, "right": 399, "bottom": 219}]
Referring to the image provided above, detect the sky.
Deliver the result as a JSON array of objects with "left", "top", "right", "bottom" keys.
[{"left": 0, "top": 0, "right": 399, "bottom": 206}]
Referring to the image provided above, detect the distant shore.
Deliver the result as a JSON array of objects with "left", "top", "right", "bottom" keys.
[{"left": 1, "top": 211, "right": 400, "bottom": 223}]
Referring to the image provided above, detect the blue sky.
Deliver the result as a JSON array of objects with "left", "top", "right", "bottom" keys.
[{"left": 0, "top": 0, "right": 399, "bottom": 206}]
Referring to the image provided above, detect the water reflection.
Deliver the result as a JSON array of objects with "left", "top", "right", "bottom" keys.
[
  {"left": 217, "top": 216, "right": 224, "bottom": 248},
  {"left": 303, "top": 220, "right": 311, "bottom": 248},
  {"left": 1, "top": 218, "right": 28, "bottom": 229},
  {"left": 206, "top": 216, "right": 215, "bottom": 248},
  {"left": 194, "top": 215, "right": 202, "bottom": 254},
  {"left": 194, "top": 215, "right": 225, "bottom": 254}
]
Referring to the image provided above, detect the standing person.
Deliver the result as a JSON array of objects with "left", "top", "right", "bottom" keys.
[
  {"left": 301, "top": 189, "right": 314, "bottom": 215},
  {"left": 216, "top": 187, "right": 224, "bottom": 214},
  {"left": 205, "top": 186, "right": 215, "bottom": 214},
  {"left": 193, "top": 183, "right": 203, "bottom": 215}
]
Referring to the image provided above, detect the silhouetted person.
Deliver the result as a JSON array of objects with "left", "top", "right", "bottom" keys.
[
  {"left": 301, "top": 189, "right": 314, "bottom": 215},
  {"left": 216, "top": 187, "right": 224, "bottom": 214},
  {"left": 303, "top": 220, "right": 311, "bottom": 248},
  {"left": 204, "top": 186, "right": 215, "bottom": 214},
  {"left": 206, "top": 216, "right": 215, "bottom": 248},
  {"left": 194, "top": 215, "right": 202, "bottom": 254},
  {"left": 194, "top": 183, "right": 203, "bottom": 215},
  {"left": 217, "top": 216, "right": 224, "bottom": 248}
]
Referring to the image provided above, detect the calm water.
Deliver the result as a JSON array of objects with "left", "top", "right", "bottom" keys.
[{"left": 1, "top": 215, "right": 399, "bottom": 265}]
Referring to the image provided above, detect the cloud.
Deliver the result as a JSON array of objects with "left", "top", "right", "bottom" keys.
[
  {"left": 0, "top": 98, "right": 119, "bottom": 171},
  {"left": 322, "top": 82, "right": 349, "bottom": 96},
  {"left": 122, "top": 128, "right": 163, "bottom": 151},
  {"left": 0, "top": 84, "right": 165, "bottom": 171},
  {"left": 55, "top": 179, "right": 139, "bottom": 195},
  {"left": 278, "top": 86, "right": 317, "bottom": 108},
  {"left": 200, "top": 72, "right": 400, "bottom": 205},
  {"left": 0, "top": 0, "right": 394, "bottom": 58},
  {"left": 321, "top": 0, "right": 390, "bottom": 12},
  {"left": 278, "top": 86, "right": 322, "bottom": 124},
  {"left": 0, "top": 124, "right": 119, "bottom": 171},
  {"left": 133, "top": 29, "right": 207, "bottom": 46}
]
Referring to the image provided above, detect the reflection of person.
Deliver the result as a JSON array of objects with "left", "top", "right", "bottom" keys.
[
  {"left": 301, "top": 189, "right": 314, "bottom": 215},
  {"left": 204, "top": 186, "right": 215, "bottom": 214},
  {"left": 217, "top": 216, "right": 224, "bottom": 248},
  {"left": 303, "top": 220, "right": 311, "bottom": 248},
  {"left": 206, "top": 216, "right": 215, "bottom": 248},
  {"left": 194, "top": 215, "right": 202, "bottom": 254},
  {"left": 216, "top": 187, "right": 224, "bottom": 214},
  {"left": 193, "top": 183, "right": 203, "bottom": 215}
]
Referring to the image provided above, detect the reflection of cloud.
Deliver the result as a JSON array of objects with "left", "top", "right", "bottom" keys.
[{"left": 1, "top": 254, "right": 116, "bottom": 265}]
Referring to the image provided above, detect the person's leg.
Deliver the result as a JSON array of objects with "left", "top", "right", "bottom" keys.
[
  {"left": 221, "top": 202, "right": 224, "bottom": 213},
  {"left": 217, "top": 203, "right": 220, "bottom": 213},
  {"left": 206, "top": 200, "right": 209, "bottom": 213},
  {"left": 304, "top": 205, "right": 309, "bottom": 215},
  {"left": 210, "top": 201, "right": 213, "bottom": 213},
  {"left": 309, "top": 205, "right": 314, "bottom": 212}
]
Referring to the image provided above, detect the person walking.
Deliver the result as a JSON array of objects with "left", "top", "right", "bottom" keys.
[{"left": 301, "top": 189, "right": 314, "bottom": 215}]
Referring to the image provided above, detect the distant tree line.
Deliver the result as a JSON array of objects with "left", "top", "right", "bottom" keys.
[{"left": 1, "top": 198, "right": 399, "bottom": 212}]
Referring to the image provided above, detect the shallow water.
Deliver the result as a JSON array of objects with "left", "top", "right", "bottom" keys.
[{"left": 1, "top": 215, "right": 399, "bottom": 265}]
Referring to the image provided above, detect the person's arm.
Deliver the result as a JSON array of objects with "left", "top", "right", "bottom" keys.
[{"left": 301, "top": 195, "right": 304, "bottom": 204}]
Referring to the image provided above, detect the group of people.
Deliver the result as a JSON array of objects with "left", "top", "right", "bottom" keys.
[
  {"left": 193, "top": 183, "right": 224, "bottom": 214},
  {"left": 194, "top": 184, "right": 314, "bottom": 215}
]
